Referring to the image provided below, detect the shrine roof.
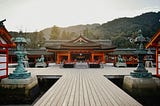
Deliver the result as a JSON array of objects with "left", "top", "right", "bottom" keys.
[
  {"left": 9, "top": 48, "right": 53, "bottom": 55},
  {"left": 45, "top": 35, "right": 116, "bottom": 50},
  {"left": 146, "top": 29, "right": 160, "bottom": 48},
  {"left": 109, "top": 48, "right": 137, "bottom": 55},
  {"left": 109, "top": 48, "right": 155, "bottom": 55},
  {"left": 0, "top": 20, "right": 15, "bottom": 48}
]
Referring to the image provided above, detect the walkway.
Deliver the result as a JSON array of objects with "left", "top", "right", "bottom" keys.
[{"left": 9, "top": 66, "right": 155, "bottom": 106}]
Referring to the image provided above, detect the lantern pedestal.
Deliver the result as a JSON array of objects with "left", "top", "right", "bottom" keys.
[
  {"left": 123, "top": 76, "right": 160, "bottom": 95},
  {"left": 130, "top": 51, "right": 152, "bottom": 78},
  {"left": 130, "top": 71, "right": 152, "bottom": 78},
  {"left": 115, "top": 62, "right": 127, "bottom": 67},
  {"left": 35, "top": 62, "right": 47, "bottom": 68},
  {"left": 9, "top": 51, "right": 31, "bottom": 79}
]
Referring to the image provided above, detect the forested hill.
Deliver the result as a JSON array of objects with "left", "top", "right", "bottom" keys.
[
  {"left": 99, "top": 12, "right": 160, "bottom": 47},
  {"left": 9, "top": 12, "right": 160, "bottom": 48}
]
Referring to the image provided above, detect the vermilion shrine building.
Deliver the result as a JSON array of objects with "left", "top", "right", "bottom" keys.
[
  {"left": 146, "top": 30, "right": 160, "bottom": 76},
  {"left": 45, "top": 35, "right": 116, "bottom": 64},
  {"left": 6, "top": 31, "right": 156, "bottom": 68},
  {"left": 0, "top": 20, "right": 15, "bottom": 78}
]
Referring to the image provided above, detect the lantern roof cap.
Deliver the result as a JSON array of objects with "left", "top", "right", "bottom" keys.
[
  {"left": 14, "top": 36, "right": 27, "bottom": 43},
  {"left": 134, "top": 30, "right": 147, "bottom": 43}
]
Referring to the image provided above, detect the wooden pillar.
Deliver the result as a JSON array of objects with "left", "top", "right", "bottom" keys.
[
  {"left": 54, "top": 52, "right": 56, "bottom": 63},
  {"left": 102, "top": 53, "right": 105, "bottom": 63},
  {"left": 57, "top": 54, "right": 60, "bottom": 64},
  {"left": 91, "top": 53, "right": 94, "bottom": 62},
  {"left": 68, "top": 51, "right": 71, "bottom": 62}
]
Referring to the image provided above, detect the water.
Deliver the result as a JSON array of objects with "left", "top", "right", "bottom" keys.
[
  {"left": 0, "top": 77, "right": 59, "bottom": 105},
  {"left": 107, "top": 75, "right": 160, "bottom": 106},
  {"left": 1, "top": 75, "right": 159, "bottom": 106}
]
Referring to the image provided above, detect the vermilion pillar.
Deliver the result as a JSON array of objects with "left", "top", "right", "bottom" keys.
[
  {"left": 102, "top": 53, "right": 105, "bottom": 63},
  {"left": 91, "top": 53, "right": 94, "bottom": 62},
  {"left": 68, "top": 52, "right": 71, "bottom": 62},
  {"left": 57, "top": 54, "right": 60, "bottom": 64}
]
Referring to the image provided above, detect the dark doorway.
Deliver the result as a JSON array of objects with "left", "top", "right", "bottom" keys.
[{"left": 71, "top": 53, "right": 90, "bottom": 62}]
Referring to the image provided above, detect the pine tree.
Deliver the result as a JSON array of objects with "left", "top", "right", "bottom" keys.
[{"left": 50, "top": 25, "right": 60, "bottom": 40}]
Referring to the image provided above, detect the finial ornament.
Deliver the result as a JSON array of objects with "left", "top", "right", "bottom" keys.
[{"left": 0, "top": 19, "right": 6, "bottom": 26}]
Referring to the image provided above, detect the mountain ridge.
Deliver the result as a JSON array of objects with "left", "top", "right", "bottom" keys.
[{"left": 9, "top": 11, "right": 160, "bottom": 48}]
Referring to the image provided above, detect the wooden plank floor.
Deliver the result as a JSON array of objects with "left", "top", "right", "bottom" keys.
[{"left": 33, "top": 68, "right": 142, "bottom": 106}]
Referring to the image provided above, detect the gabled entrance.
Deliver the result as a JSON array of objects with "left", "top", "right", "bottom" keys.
[{"left": 46, "top": 35, "right": 116, "bottom": 64}]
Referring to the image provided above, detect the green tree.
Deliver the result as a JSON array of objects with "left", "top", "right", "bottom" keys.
[
  {"left": 37, "top": 31, "right": 45, "bottom": 47},
  {"left": 61, "top": 30, "right": 68, "bottom": 40},
  {"left": 50, "top": 25, "right": 60, "bottom": 40},
  {"left": 83, "top": 28, "right": 94, "bottom": 39},
  {"left": 112, "top": 36, "right": 135, "bottom": 48},
  {"left": 25, "top": 31, "right": 45, "bottom": 49},
  {"left": 26, "top": 32, "right": 38, "bottom": 48},
  {"left": 70, "top": 32, "right": 77, "bottom": 39}
]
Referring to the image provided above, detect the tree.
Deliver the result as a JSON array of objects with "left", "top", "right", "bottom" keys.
[
  {"left": 50, "top": 25, "right": 60, "bottom": 40},
  {"left": 61, "top": 30, "right": 68, "bottom": 40},
  {"left": 83, "top": 28, "right": 94, "bottom": 39},
  {"left": 112, "top": 36, "right": 135, "bottom": 48},
  {"left": 26, "top": 32, "right": 38, "bottom": 48},
  {"left": 37, "top": 31, "right": 45, "bottom": 47},
  {"left": 25, "top": 31, "right": 45, "bottom": 49}
]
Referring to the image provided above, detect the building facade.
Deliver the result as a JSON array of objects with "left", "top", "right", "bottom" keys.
[
  {"left": 0, "top": 20, "right": 15, "bottom": 78},
  {"left": 45, "top": 35, "right": 116, "bottom": 64}
]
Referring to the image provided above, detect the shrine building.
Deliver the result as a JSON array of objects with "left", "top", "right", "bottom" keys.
[
  {"left": 45, "top": 35, "right": 116, "bottom": 64},
  {"left": 0, "top": 19, "right": 15, "bottom": 78},
  {"left": 146, "top": 29, "right": 160, "bottom": 76}
]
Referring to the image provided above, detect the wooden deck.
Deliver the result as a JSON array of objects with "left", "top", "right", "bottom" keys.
[{"left": 9, "top": 66, "right": 155, "bottom": 106}]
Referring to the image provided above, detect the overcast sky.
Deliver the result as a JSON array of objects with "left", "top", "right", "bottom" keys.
[{"left": 0, "top": 0, "right": 160, "bottom": 32}]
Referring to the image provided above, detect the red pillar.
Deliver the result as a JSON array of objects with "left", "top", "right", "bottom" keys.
[
  {"left": 102, "top": 53, "right": 105, "bottom": 63},
  {"left": 68, "top": 52, "right": 71, "bottom": 62},
  {"left": 57, "top": 54, "right": 60, "bottom": 64},
  {"left": 91, "top": 53, "right": 94, "bottom": 62}
]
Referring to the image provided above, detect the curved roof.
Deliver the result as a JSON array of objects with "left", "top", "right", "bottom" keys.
[
  {"left": 146, "top": 29, "right": 160, "bottom": 48},
  {"left": 0, "top": 20, "right": 15, "bottom": 48},
  {"left": 46, "top": 35, "right": 116, "bottom": 50},
  {"left": 61, "top": 35, "right": 101, "bottom": 48}
]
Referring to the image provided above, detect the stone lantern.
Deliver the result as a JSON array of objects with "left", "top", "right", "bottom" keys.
[
  {"left": 9, "top": 33, "right": 31, "bottom": 79},
  {"left": 0, "top": 33, "right": 38, "bottom": 104},
  {"left": 130, "top": 30, "right": 152, "bottom": 78},
  {"left": 123, "top": 30, "right": 160, "bottom": 97}
]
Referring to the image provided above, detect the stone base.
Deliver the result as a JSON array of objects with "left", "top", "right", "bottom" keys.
[
  {"left": 0, "top": 75, "right": 39, "bottom": 104},
  {"left": 1, "top": 75, "right": 37, "bottom": 86},
  {"left": 35, "top": 62, "right": 47, "bottom": 68},
  {"left": 123, "top": 76, "right": 160, "bottom": 95},
  {"left": 130, "top": 71, "right": 152, "bottom": 78},
  {"left": 115, "top": 62, "right": 127, "bottom": 67},
  {"left": 8, "top": 71, "right": 31, "bottom": 79}
]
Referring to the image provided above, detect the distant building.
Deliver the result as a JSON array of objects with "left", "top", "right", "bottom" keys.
[
  {"left": 7, "top": 34, "right": 156, "bottom": 68},
  {"left": 45, "top": 35, "right": 116, "bottom": 64},
  {"left": 108, "top": 48, "right": 156, "bottom": 67},
  {"left": 8, "top": 48, "right": 53, "bottom": 67}
]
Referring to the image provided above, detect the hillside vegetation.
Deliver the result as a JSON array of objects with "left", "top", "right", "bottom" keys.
[{"left": 10, "top": 12, "right": 160, "bottom": 48}]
